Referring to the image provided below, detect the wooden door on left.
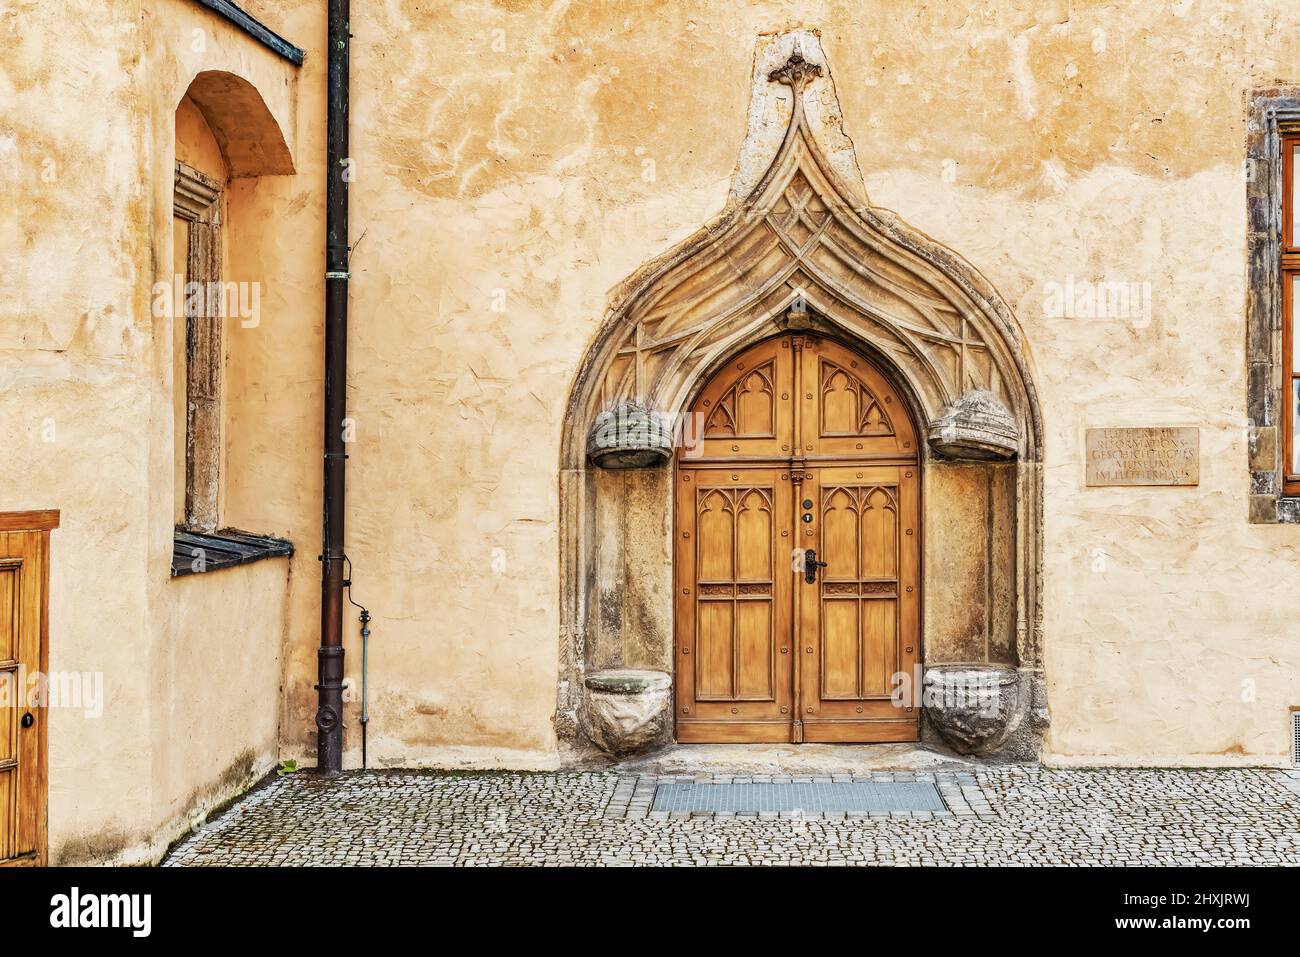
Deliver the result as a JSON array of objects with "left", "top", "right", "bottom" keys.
[
  {"left": 675, "top": 468, "right": 795, "bottom": 742},
  {"left": 0, "top": 511, "right": 57, "bottom": 867}
]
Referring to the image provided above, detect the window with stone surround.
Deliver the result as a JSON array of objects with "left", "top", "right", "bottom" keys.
[
  {"left": 173, "top": 159, "right": 224, "bottom": 533},
  {"left": 168, "top": 78, "right": 296, "bottom": 576},
  {"left": 1245, "top": 91, "right": 1300, "bottom": 522},
  {"left": 1283, "top": 134, "right": 1300, "bottom": 495}
]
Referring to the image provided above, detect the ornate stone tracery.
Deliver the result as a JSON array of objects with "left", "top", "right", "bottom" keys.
[
  {"left": 558, "top": 33, "right": 1046, "bottom": 758},
  {"left": 564, "top": 38, "right": 1039, "bottom": 462}
]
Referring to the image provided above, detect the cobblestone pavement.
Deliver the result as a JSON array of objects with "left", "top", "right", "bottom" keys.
[{"left": 163, "top": 767, "right": 1300, "bottom": 866}]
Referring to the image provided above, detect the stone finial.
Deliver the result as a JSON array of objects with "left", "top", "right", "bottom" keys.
[
  {"left": 927, "top": 389, "right": 1018, "bottom": 460},
  {"left": 587, "top": 401, "right": 675, "bottom": 469},
  {"left": 767, "top": 46, "right": 823, "bottom": 92}
]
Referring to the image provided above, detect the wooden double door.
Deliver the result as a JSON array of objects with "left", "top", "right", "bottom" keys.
[{"left": 674, "top": 335, "right": 919, "bottom": 743}]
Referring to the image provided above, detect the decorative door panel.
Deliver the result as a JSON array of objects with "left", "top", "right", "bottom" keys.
[
  {"left": 799, "top": 338, "right": 917, "bottom": 460},
  {"left": 690, "top": 337, "right": 795, "bottom": 461},
  {"left": 674, "top": 468, "right": 794, "bottom": 742},
  {"left": 675, "top": 336, "right": 917, "bottom": 745},
  {"left": 798, "top": 467, "right": 920, "bottom": 742}
]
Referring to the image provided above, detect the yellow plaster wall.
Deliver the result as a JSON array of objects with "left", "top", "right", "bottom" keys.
[
  {"left": 138, "top": 0, "right": 312, "bottom": 864},
  {"left": 1, "top": 0, "right": 308, "bottom": 862},
  {"left": 304, "top": 0, "right": 1298, "bottom": 770},
  {"left": 1, "top": 0, "right": 157, "bottom": 864}
]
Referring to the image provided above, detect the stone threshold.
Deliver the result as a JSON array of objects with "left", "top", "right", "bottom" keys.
[{"left": 596, "top": 742, "right": 986, "bottom": 777}]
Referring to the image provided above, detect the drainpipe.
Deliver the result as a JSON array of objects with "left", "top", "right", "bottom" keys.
[{"left": 316, "top": 0, "right": 350, "bottom": 778}]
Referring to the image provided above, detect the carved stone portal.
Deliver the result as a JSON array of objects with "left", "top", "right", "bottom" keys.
[{"left": 559, "top": 32, "right": 1046, "bottom": 760}]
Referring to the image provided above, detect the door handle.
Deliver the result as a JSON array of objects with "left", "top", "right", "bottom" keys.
[{"left": 803, "top": 548, "right": 827, "bottom": 584}]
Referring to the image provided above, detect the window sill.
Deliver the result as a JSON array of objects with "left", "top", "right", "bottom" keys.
[
  {"left": 1279, "top": 497, "right": 1300, "bottom": 524},
  {"left": 172, "top": 528, "right": 294, "bottom": 577},
  {"left": 1250, "top": 495, "right": 1300, "bottom": 524}
]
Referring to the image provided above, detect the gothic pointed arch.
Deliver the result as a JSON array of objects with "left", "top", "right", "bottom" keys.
[
  {"left": 558, "top": 33, "right": 1046, "bottom": 756},
  {"left": 563, "top": 40, "right": 1042, "bottom": 472}
]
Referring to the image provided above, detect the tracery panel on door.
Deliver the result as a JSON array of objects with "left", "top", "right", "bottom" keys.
[
  {"left": 801, "top": 338, "right": 917, "bottom": 461},
  {"left": 798, "top": 466, "right": 920, "bottom": 743},
  {"left": 691, "top": 337, "right": 794, "bottom": 460},
  {"left": 675, "top": 468, "right": 794, "bottom": 742}
]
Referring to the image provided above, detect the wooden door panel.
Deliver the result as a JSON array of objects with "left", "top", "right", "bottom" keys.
[
  {"left": 691, "top": 338, "right": 794, "bottom": 460},
  {"left": 0, "top": 556, "right": 20, "bottom": 862},
  {"left": 800, "top": 466, "right": 920, "bottom": 741},
  {"left": 696, "top": 600, "right": 734, "bottom": 698},
  {"left": 0, "top": 560, "right": 16, "bottom": 662},
  {"left": 801, "top": 720, "right": 920, "bottom": 744},
  {"left": 15, "top": 535, "right": 42, "bottom": 860},
  {"left": 800, "top": 338, "right": 917, "bottom": 460},
  {"left": 862, "top": 598, "right": 898, "bottom": 695},
  {"left": 675, "top": 468, "right": 793, "bottom": 740},
  {"left": 820, "top": 598, "right": 860, "bottom": 699},
  {"left": 735, "top": 601, "right": 773, "bottom": 698}
]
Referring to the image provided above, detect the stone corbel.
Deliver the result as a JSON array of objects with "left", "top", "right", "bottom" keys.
[
  {"left": 587, "top": 401, "right": 675, "bottom": 469},
  {"left": 927, "top": 390, "right": 1018, "bottom": 461}
]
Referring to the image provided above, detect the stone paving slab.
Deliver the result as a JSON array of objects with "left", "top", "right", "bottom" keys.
[{"left": 163, "top": 767, "right": 1300, "bottom": 866}]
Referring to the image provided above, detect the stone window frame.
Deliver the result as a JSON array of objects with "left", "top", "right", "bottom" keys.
[
  {"left": 168, "top": 160, "right": 293, "bottom": 577},
  {"left": 1247, "top": 91, "right": 1300, "bottom": 523},
  {"left": 173, "top": 160, "right": 224, "bottom": 534}
]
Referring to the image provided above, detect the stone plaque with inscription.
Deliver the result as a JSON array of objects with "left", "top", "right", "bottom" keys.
[{"left": 1085, "top": 427, "right": 1199, "bottom": 487}]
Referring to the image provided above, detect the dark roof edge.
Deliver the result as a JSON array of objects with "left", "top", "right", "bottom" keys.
[{"left": 192, "top": 0, "right": 306, "bottom": 66}]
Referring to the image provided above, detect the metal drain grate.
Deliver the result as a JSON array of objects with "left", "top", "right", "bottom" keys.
[
  {"left": 651, "top": 781, "right": 948, "bottom": 814},
  {"left": 1291, "top": 710, "right": 1300, "bottom": 766}
]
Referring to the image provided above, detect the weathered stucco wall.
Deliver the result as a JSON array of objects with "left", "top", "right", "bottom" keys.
[
  {"left": 1, "top": 0, "right": 154, "bottom": 863},
  {"left": 312, "top": 0, "right": 1298, "bottom": 769},
  {"left": 138, "top": 0, "right": 309, "bottom": 863},
  {"left": 1, "top": 0, "right": 308, "bottom": 863},
  {"left": 924, "top": 462, "right": 1017, "bottom": 667},
  {"left": 5, "top": 0, "right": 1300, "bottom": 864}
]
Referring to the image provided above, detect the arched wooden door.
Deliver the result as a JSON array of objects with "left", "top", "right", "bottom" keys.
[{"left": 674, "top": 334, "right": 920, "bottom": 743}]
